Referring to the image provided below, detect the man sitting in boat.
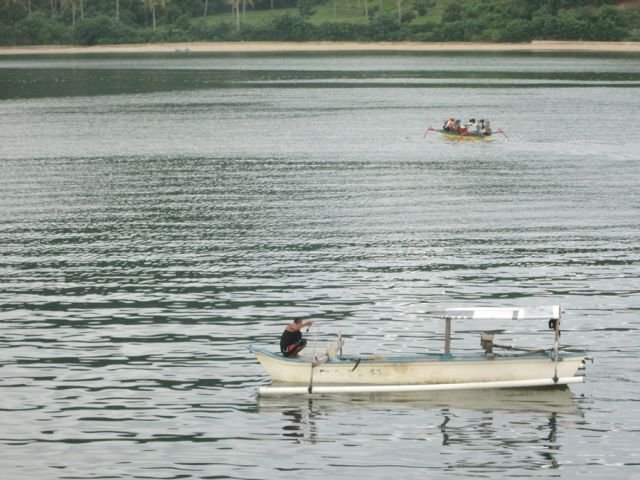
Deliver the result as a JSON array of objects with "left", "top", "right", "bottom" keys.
[
  {"left": 280, "top": 319, "right": 314, "bottom": 358},
  {"left": 443, "top": 118, "right": 456, "bottom": 132},
  {"left": 483, "top": 119, "right": 492, "bottom": 135}
]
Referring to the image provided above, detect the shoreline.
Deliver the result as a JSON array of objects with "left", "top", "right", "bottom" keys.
[{"left": 1, "top": 40, "right": 640, "bottom": 55}]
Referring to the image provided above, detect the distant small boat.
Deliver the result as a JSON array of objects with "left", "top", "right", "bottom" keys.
[
  {"left": 250, "top": 305, "right": 587, "bottom": 396},
  {"left": 423, "top": 118, "right": 508, "bottom": 142},
  {"left": 430, "top": 128, "right": 495, "bottom": 141}
]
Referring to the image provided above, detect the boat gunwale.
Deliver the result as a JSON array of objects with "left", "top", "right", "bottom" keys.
[
  {"left": 438, "top": 129, "right": 491, "bottom": 138},
  {"left": 248, "top": 345, "right": 583, "bottom": 365}
]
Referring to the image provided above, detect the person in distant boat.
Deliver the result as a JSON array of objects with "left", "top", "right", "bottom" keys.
[
  {"left": 467, "top": 118, "right": 479, "bottom": 133},
  {"left": 444, "top": 118, "right": 455, "bottom": 131},
  {"left": 280, "top": 319, "right": 314, "bottom": 358},
  {"left": 484, "top": 119, "right": 492, "bottom": 136},
  {"left": 457, "top": 119, "right": 468, "bottom": 135}
]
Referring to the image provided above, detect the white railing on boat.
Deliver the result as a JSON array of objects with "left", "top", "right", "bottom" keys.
[{"left": 443, "top": 305, "right": 561, "bottom": 321}]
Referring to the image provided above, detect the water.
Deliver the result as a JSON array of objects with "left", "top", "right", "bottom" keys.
[{"left": 1, "top": 51, "right": 640, "bottom": 479}]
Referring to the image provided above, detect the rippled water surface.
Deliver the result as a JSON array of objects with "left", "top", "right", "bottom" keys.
[{"left": 1, "top": 52, "right": 640, "bottom": 479}]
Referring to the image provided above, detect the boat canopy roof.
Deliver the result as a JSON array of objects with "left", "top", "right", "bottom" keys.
[{"left": 444, "top": 305, "right": 561, "bottom": 321}]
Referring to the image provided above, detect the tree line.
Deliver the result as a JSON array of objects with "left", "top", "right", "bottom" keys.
[{"left": 0, "top": 0, "right": 637, "bottom": 45}]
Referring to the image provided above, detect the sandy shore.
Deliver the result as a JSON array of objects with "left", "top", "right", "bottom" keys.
[{"left": 1, "top": 40, "right": 639, "bottom": 55}]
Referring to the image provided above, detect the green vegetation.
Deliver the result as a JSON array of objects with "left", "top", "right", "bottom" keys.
[{"left": 1, "top": 0, "right": 639, "bottom": 46}]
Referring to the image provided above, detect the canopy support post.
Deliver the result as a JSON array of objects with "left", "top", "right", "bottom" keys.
[
  {"left": 552, "top": 310, "right": 561, "bottom": 383},
  {"left": 444, "top": 317, "right": 452, "bottom": 355}
]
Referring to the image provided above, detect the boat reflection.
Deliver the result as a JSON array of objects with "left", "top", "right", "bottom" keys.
[
  {"left": 277, "top": 399, "right": 320, "bottom": 444},
  {"left": 258, "top": 386, "right": 583, "bottom": 464},
  {"left": 259, "top": 385, "right": 582, "bottom": 415}
]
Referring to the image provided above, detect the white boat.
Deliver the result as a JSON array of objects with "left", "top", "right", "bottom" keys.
[{"left": 249, "top": 305, "right": 587, "bottom": 396}]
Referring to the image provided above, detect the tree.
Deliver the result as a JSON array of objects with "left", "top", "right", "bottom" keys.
[
  {"left": 1, "top": 0, "right": 31, "bottom": 15},
  {"left": 442, "top": 2, "right": 461, "bottom": 22},
  {"left": 75, "top": 15, "right": 126, "bottom": 44},
  {"left": 227, "top": 0, "right": 240, "bottom": 31},
  {"left": 241, "top": 0, "right": 253, "bottom": 19},
  {"left": 501, "top": 18, "right": 533, "bottom": 41},
  {"left": 61, "top": 0, "right": 79, "bottom": 25},
  {"left": 297, "top": 0, "right": 314, "bottom": 18},
  {"left": 142, "top": 0, "right": 167, "bottom": 31}
]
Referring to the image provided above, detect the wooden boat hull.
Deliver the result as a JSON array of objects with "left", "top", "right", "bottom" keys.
[
  {"left": 440, "top": 130, "right": 493, "bottom": 141},
  {"left": 249, "top": 346, "right": 585, "bottom": 386}
]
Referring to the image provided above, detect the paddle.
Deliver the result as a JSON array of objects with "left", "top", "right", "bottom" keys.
[
  {"left": 495, "top": 129, "right": 509, "bottom": 140},
  {"left": 423, "top": 127, "right": 435, "bottom": 139},
  {"left": 308, "top": 361, "right": 315, "bottom": 394},
  {"left": 307, "top": 321, "right": 317, "bottom": 394}
]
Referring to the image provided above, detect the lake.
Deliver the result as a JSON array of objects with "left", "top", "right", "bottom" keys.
[{"left": 1, "top": 50, "right": 640, "bottom": 480}]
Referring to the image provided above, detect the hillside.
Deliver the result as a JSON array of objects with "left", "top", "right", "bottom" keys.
[{"left": 1, "top": 0, "right": 639, "bottom": 46}]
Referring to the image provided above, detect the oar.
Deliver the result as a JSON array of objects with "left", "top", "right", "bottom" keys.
[
  {"left": 308, "top": 353, "right": 329, "bottom": 393},
  {"left": 495, "top": 129, "right": 509, "bottom": 140},
  {"left": 308, "top": 359, "right": 316, "bottom": 394},
  {"left": 307, "top": 322, "right": 318, "bottom": 393},
  {"left": 423, "top": 127, "right": 436, "bottom": 139}
]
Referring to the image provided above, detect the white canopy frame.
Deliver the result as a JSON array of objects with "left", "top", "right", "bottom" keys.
[
  {"left": 443, "top": 306, "right": 561, "bottom": 322},
  {"left": 441, "top": 306, "right": 563, "bottom": 373}
]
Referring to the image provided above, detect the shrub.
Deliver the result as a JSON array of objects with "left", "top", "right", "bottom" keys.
[
  {"left": 317, "top": 21, "right": 369, "bottom": 41},
  {"left": 267, "top": 14, "right": 316, "bottom": 40},
  {"left": 14, "top": 12, "right": 70, "bottom": 45},
  {"left": 74, "top": 15, "right": 132, "bottom": 45},
  {"left": 369, "top": 12, "right": 403, "bottom": 41},
  {"left": 189, "top": 19, "right": 236, "bottom": 41},
  {"left": 0, "top": 24, "right": 18, "bottom": 46},
  {"left": 500, "top": 19, "right": 534, "bottom": 42}
]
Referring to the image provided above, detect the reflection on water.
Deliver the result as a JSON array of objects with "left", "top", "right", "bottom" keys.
[
  {"left": 260, "top": 386, "right": 581, "bottom": 414},
  {"left": 281, "top": 400, "right": 321, "bottom": 444},
  {"left": 259, "top": 388, "right": 581, "bottom": 473}
]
